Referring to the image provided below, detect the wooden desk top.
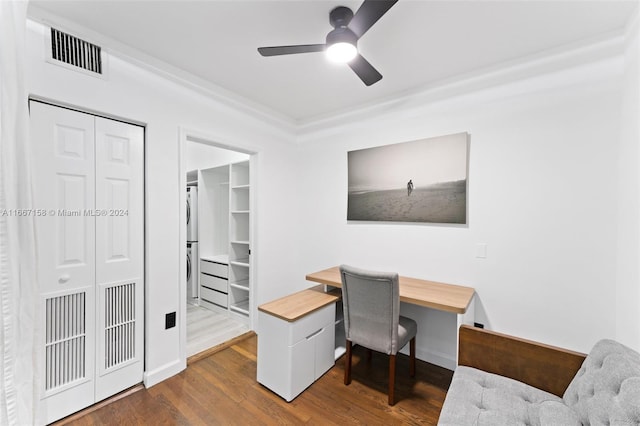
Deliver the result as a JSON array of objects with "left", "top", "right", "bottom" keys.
[
  {"left": 306, "top": 266, "right": 475, "bottom": 315},
  {"left": 258, "top": 285, "right": 341, "bottom": 322}
]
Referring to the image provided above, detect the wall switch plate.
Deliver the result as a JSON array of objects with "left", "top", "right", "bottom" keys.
[
  {"left": 475, "top": 243, "right": 487, "bottom": 259},
  {"left": 165, "top": 312, "right": 176, "bottom": 329}
]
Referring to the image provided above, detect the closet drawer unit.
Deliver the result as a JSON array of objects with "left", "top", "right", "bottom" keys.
[
  {"left": 200, "top": 273, "right": 228, "bottom": 294},
  {"left": 200, "top": 260, "right": 228, "bottom": 278},
  {"left": 200, "top": 286, "right": 228, "bottom": 308}
]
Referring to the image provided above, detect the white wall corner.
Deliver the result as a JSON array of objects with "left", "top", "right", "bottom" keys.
[
  {"left": 615, "top": 1, "right": 640, "bottom": 352},
  {"left": 624, "top": 3, "right": 640, "bottom": 44}
]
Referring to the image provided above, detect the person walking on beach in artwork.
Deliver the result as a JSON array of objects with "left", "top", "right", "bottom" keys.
[{"left": 407, "top": 179, "right": 414, "bottom": 196}]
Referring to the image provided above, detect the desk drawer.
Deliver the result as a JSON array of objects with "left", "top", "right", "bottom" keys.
[
  {"left": 201, "top": 273, "right": 227, "bottom": 294},
  {"left": 200, "top": 286, "right": 228, "bottom": 308},
  {"left": 200, "top": 260, "right": 228, "bottom": 278},
  {"left": 289, "top": 303, "right": 335, "bottom": 345}
]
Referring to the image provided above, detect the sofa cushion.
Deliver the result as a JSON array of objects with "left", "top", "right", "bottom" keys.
[
  {"left": 538, "top": 400, "right": 581, "bottom": 425},
  {"left": 563, "top": 339, "right": 640, "bottom": 425},
  {"left": 438, "top": 366, "right": 564, "bottom": 426}
]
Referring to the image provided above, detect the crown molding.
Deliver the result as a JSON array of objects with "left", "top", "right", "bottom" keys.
[{"left": 296, "top": 28, "right": 627, "bottom": 141}]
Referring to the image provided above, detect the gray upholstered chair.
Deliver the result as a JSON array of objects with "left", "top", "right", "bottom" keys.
[{"left": 339, "top": 264, "right": 418, "bottom": 405}]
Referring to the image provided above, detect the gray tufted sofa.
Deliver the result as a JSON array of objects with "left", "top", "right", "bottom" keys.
[{"left": 438, "top": 326, "right": 640, "bottom": 425}]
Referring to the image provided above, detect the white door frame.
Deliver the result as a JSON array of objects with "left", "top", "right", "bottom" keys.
[{"left": 178, "top": 127, "right": 259, "bottom": 365}]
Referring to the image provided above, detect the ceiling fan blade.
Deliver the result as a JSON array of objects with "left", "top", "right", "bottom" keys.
[
  {"left": 349, "top": 0, "right": 398, "bottom": 39},
  {"left": 348, "top": 54, "right": 383, "bottom": 86},
  {"left": 257, "top": 44, "right": 325, "bottom": 57}
]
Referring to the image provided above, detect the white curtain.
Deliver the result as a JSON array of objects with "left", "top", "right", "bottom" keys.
[{"left": 0, "top": 1, "right": 40, "bottom": 425}]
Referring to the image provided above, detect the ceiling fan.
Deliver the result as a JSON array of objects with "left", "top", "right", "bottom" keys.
[{"left": 257, "top": 0, "right": 398, "bottom": 86}]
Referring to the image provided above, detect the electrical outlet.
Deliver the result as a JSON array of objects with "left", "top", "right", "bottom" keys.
[
  {"left": 474, "top": 322, "right": 485, "bottom": 329},
  {"left": 165, "top": 312, "right": 176, "bottom": 329}
]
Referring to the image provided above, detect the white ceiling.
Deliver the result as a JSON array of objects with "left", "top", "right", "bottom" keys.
[{"left": 29, "top": 0, "right": 638, "bottom": 123}]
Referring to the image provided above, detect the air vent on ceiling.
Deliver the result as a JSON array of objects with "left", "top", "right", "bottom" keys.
[{"left": 50, "top": 27, "right": 103, "bottom": 75}]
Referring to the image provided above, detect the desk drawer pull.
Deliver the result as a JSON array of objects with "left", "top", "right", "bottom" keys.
[{"left": 306, "top": 328, "right": 323, "bottom": 340}]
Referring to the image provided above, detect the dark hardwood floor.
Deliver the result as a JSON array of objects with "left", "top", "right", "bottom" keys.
[{"left": 56, "top": 335, "right": 453, "bottom": 425}]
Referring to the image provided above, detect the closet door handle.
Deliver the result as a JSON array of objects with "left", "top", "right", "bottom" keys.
[{"left": 58, "top": 274, "right": 71, "bottom": 284}]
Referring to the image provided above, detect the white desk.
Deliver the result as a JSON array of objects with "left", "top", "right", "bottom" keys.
[
  {"left": 257, "top": 269, "right": 477, "bottom": 401},
  {"left": 306, "top": 266, "right": 477, "bottom": 367},
  {"left": 257, "top": 286, "right": 339, "bottom": 401},
  {"left": 305, "top": 266, "right": 475, "bottom": 314}
]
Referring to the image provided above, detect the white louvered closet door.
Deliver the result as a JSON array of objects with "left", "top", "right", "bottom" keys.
[
  {"left": 94, "top": 117, "right": 144, "bottom": 401},
  {"left": 30, "top": 102, "right": 144, "bottom": 423},
  {"left": 30, "top": 102, "right": 97, "bottom": 423}
]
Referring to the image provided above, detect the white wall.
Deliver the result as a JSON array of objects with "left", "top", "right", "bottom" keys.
[
  {"left": 25, "top": 19, "right": 300, "bottom": 386},
  {"left": 295, "top": 51, "right": 631, "bottom": 366}
]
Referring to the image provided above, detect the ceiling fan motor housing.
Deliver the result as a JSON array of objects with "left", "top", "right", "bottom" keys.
[
  {"left": 329, "top": 6, "right": 354, "bottom": 28},
  {"left": 326, "top": 27, "right": 358, "bottom": 47}
]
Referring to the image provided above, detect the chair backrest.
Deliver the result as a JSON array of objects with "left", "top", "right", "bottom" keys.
[{"left": 339, "top": 265, "right": 400, "bottom": 355}]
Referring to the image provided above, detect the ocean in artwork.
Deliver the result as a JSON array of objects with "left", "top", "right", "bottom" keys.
[{"left": 347, "top": 180, "right": 466, "bottom": 224}]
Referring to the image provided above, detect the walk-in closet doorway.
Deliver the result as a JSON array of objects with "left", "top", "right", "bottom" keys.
[{"left": 179, "top": 130, "right": 257, "bottom": 363}]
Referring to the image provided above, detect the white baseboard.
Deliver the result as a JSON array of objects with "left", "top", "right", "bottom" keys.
[
  {"left": 143, "top": 358, "right": 186, "bottom": 388},
  {"left": 419, "top": 348, "right": 457, "bottom": 371},
  {"left": 399, "top": 344, "right": 456, "bottom": 371}
]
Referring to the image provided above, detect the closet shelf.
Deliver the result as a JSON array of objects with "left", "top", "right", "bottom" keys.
[
  {"left": 194, "top": 159, "right": 250, "bottom": 326},
  {"left": 230, "top": 280, "right": 250, "bottom": 291},
  {"left": 230, "top": 300, "right": 249, "bottom": 315}
]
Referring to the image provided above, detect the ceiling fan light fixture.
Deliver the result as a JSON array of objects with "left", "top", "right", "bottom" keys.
[
  {"left": 257, "top": 0, "right": 398, "bottom": 85},
  {"left": 325, "top": 27, "right": 358, "bottom": 63},
  {"left": 326, "top": 42, "right": 357, "bottom": 63}
]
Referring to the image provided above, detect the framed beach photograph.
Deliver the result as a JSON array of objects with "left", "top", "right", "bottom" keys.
[{"left": 347, "top": 132, "right": 469, "bottom": 224}]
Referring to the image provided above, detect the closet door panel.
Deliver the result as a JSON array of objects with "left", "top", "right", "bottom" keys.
[
  {"left": 94, "top": 117, "right": 144, "bottom": 400},
  {"left": 30, "top": 102, "right": 96, "bottom": 294},
  {"left": 30, "top": 102, "right": 97, "bottom": 422},
  {"left": 95, "top": 117, "right": 144, "bottom": 283}
]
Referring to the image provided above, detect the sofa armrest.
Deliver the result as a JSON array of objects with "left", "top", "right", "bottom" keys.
[{"left": 458, "top": 325, "right": 586, "bottom": 397}]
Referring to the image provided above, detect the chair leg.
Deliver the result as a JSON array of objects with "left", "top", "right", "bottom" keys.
[
  {"left": 344, "top": 340, "right": 352, "bottom": 385},
  {"left": 410, "top": 337, "right": 416, "bottom": 378},
  {"left": 388, "top": 354, "right": 396, "bottom": 405}
]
